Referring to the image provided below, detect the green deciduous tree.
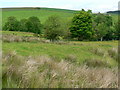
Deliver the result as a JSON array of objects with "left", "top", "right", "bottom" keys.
[
  {"left": 19, "top": 19, "right": 28, "bottom": 32},
  {"left": 44, "top": 15, "right": 65, "bottom": 41},
  {"left": 96, "top": 23, "right": 108, "bottom": 41},
  {"left": 26, "top": 16, "right": 42, "bottom": 34},
  {"left": 62, "top": 18, "right": 72, "bottom": 40},
  {"left": 3, "top": 16, "right": 20, "bottom": 31},
  {"left": 70, "top": 9, "right": 93, "bottom": 40},
  {"left": 93, "top": 13, "right": 113, "bottom": 41},
  {"left": 114, "top": 21, "right": 120, "bottom": 40}
]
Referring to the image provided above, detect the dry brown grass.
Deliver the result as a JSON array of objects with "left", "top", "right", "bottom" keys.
[
  {"left": 2, "top": 51, "right": 118, "bottom": 88},
  {"left": 84, "top": 58, "right": 111, "bottom": 68},
  {"left": 90, "top": 48, "right": 105, "bottom": 57},
  {"left": 108, "top": 47, "right": 118, "bottom": 61},
  {"left": 2, "top": 35, "right": 43, "bottom": 43},
  {"left": 65, "top": 54, "right": 77, "bottom": 63}
]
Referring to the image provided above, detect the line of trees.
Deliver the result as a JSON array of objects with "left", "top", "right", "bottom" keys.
[
  {"left": 3, "top": 9, "right": 119, "bottom": 41},
  {"left": 3, "top": 16, "right": 42, "bottom": 35}
]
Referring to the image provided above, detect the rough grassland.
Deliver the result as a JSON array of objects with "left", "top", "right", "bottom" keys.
[
  {"left": 2, "top": 53, "right": 118, "bottom": 88},
  {"left": 3, "top": 40, "right": 118, "bottom": 67},
  {"left": 2, "top": 31, "right": 118, "bottom": 67},
  {"left": 2, "top": 31, "right": 118, "bottom": 88},
  {"left": 1, "top": 31, "right": 34, "bottom": 36}
]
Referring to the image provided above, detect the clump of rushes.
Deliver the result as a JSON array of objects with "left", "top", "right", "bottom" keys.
[
  {"left": 65, "top": 54, "right": 77, "bottom": 63},
  {"left": 2, "top": 51, "right": 118, "bottom": 88},
  {"left": 108, "top": 47, "right": 118, "bottom": 61},
  {"left": 84, "top": 58, "right": 110, "bottom": 68},
  {"left": 91, "top": 48, "right": 106, "bottom": 56}
]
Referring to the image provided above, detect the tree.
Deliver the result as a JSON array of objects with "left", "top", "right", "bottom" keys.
[
  {"left": 61, "top": 18, "right": 72, "bottom": 40},
  {"left": 3, "top": 16, "right": 20, "bottom": 31},
  {"left": 19, "top": 19, "right": 28, "bottom": 32},
  {"left": 93, "top": 13, "right": 113, "bottom": 41},
  {"left": 105, "top": 15, "right": 113, "bottom": 26},
  {"left": 93, "top": 13, "right": 113, "bottom": 26},
  {"left": 69, "top": 10, "right": 93, "bottom": 40},
  {"left": 96, "top": 23, "right": 108, "bottom": 41},
  {"left": 114, "top": 21, "right": 120, "bottom": 40},
  {"left": 44, "top": 15, "right": 64, "bottom": 41},
  {"left": 103, "top": 26, "right": 116, "bottom": 40},
  {"left": 26, "top": 16, "right": 42, "bottom": 34},
  {"left": 93, "top": 13, "right": 106, "bottom": 25}
]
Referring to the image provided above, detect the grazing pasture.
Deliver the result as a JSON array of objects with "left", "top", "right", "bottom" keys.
[
  {"left": 2, "top": 8, "right": 118, "bottom": 26},
  {"left": 1, "top": 7, "right": 119, "bottom": 88},
  {"left": 3, "top": 40, "right": 118, "bottom": 66},
  {"left": 2, "top": 8, "right": 74, "bottom": 25}
]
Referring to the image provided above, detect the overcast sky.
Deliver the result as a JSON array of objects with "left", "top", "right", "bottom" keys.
[{"left": 0, "top": 0, "right": 119, "bottom": 13}]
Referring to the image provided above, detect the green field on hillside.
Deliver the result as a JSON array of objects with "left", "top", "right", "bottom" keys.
[
  {"left": 2, "top": 8, "right": 75, "bottom": 25},
  {"left": 2, "top": 8, "right": 118, "bottom": 26},
  {"left": 3, "top": 41, "right": 118, "bottom": 66}
]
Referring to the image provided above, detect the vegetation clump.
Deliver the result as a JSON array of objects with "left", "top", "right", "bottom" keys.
[
  {"left": 2, "top": 52, "right": 118, "bottom": 88},
  {"left": 44, "top": 15, "right": 65, "bottom": 41}
]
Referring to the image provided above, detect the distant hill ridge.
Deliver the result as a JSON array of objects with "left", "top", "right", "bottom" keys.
[
  {"left": 107, "top": 10, "right": 120, "bottom": 14},
  {"left": 2, "top": 7, "right": 76, "bottom": 13}
]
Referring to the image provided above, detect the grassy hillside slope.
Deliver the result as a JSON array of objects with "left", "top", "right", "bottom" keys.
[
  {"left": 2, "top": 7, "right": 75, "bottom": 25},
  {"left": 2, "top": 31, "right": 118, "bottom": 67},
  {"left": 2, "top": 7, "right": 118, "bottom": 26}
]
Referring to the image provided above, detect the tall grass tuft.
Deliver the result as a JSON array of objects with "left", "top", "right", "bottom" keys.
[
  {"left": 91, "top": 48, "right": 105, "bottom": 56},
  {"left": 84, "top": 58, "right": 110, "bottom": 68},
  {"left": 2, "top": 51, "right": 118, "bottom": 88},
  {"left": 65, "top": 54, "right": 77, "bottom": 63},
  {"left": 108, "top": 47, "right": 118, "bottom": 61}
]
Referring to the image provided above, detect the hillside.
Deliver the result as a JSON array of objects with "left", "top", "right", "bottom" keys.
[
  {"left": 107, "top": 10, "right": 120, "bottom": 14},
  {"left": 2, "top": 7, "right": 118, "bottom": 88},
  {"left": 2, "top": 7, "right": 76, "bottom": 25},
  {"left": 2, "top": 7, "right": 118, "bottom": 27}
]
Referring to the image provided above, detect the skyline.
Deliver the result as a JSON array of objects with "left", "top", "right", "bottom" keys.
[{"left": 0, "top": 0, "right": 119, "bottom": 13}]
